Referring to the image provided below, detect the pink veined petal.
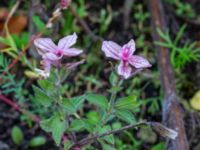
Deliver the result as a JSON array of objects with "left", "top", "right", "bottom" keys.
[
  {"left": 121, "top": 39, "right": 136, "bottom": 57},
  {"left": 128, "top": 55, "right": 151, "bottom": 68},
  {"left": 117, "top": 61, "right": 132, "bottom": 79},
  {"left": 63, "top": 48, "right": 83, "bottom": 57},
  {"left": 34, "top": 38, "right": 57, "bottom": 53},
  {"left": 43, "top": 60, "right": 51, "bottom": 72},
  {"left": 43, "top": 52, "right": 60, "bottom": 61},
  {"left": 102, "top": 41, "right": 121, "bottom": 60},
  {"left": 58, "top": 33, "right": 77, "bottom": 50}
]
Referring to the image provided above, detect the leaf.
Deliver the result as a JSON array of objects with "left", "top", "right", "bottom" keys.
[
  {"left": 115, "top": 95, "right": 139, "bottom": 111},
  {"left": 51, "top": 116, "right": 67, "bottom": 146},
  {"left": 97, "top": 125, "right": 114, "bottom": 145},
  {"left": 38, "top": 79, "right": 54, "bottom": 91},
  {"left": 116, "top": 110, "right": 136, "bottom": 124},
  {"left": 86, "top": 111, "right": 100, "bottom": 125},
  {"left": 99, "top": 140, "right": 115, "bottom": 150},
  {"left": 33, "top": 85, "right": 52, "bottom": 107},
  {"left": 32, "top": 15, "right": 45, "bottom": 32},
  {"left": 109, "top": 72, "right": 118, "bottom": 86},
  {"left": 40, "top": 115, "right": 67, "bottom": 146},
  {"left": 85, "top": 93, "right": 108, "bottom": 109},
  {"left": 151, "top": 142, "right": 165, "bottom": 150},
  {"left": 29, "top": 136, "right": 46, "bottom": 147},
  {"left": 62, "top": 95, "right": 85, "bottom": 114},
  {"left": 11, "top": 126, "right": 24, "bottom": 145},
  {"left": 69, "top": 119, "right": 86, "bottom": 131},
  {"left": 40, "top": 117, "right": 54, "bottom": 132},
  {"left": 70, "top": 95, "right": 86, "bottom": 110},
  {"left": 190, "top": 90, "right": 200, "bottom": 110},
  {"left": 108, "top": 86, "right": 122, "bottom": 93}
]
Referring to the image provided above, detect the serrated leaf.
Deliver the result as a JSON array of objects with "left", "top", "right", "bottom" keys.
[
  {"left": 62, "top": 99, "right": 76, "bottom": 114},
  {"left": 29, "top": 136, "right": 46, "bottom": 147},
  {"left": 85, "top": 93, "right": 108, "bottom": 109},
  {"left": 38, "top": 79, "right": 54, "bottom": 91},
  {"left": 40, "top": 115, "right": 67, "bottom": 146},
  {"left": 116, "top": 110, "right": 136, "bottom": 124},
  {"left": 69, "top": 119, "right": 85, "bottom": 131},
  {"left": 51, "top": 116, "right": 66, "bottom": 146},
  {"left": 62, "top": 95, "right": 85, "bottom": 114},
  {"left": 40, "top": 117, "right": 54, "bottom": 132},
  {"left": 33, "top": 85, "right": 52, "bottom": 107},
  {"left": 11, "top": 126, "right": 24, "bottom": 145},
  {"left": 97, "top": 125, "right": 114, "bottom": 145},
  {"left": 70, "top": 95, "right": 85, "bottom": 110},
  {"left": 115, "top": 95, "right": 139, "bottom": 111}
]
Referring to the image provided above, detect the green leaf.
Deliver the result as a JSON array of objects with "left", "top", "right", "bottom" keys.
[
  {"left": 62, "top": 95, "right": 85, "bottom": 114},
  {"left": 29, "top": 136, "right": 46, "bottom": 147},
  {"left": 11, "top": 126, "right": 24, "bottom": 145},
  {"left": 108, "top": 86, "right": 122, "bottom": 93},
  {"left": 151, "top": 142, "right": 165, "bottom": 150},
  {"left": 33, "top": 85, "right": 52, "bottom": 107},
  {"left": 109, "top": 72, "right": 118, "bottom": 86},
  {"left": 38, "top": 79, "right": 54, "bottom": 91},
  {"left": 32, "top": 15, "right": 45, "bottom": 32},
  {"left": 116, "top": 110, "right": 136, "bottom": 124},
  {"left": 70, "top": 95, "right": 85, "bottom": 110},
  {"left": 51, "top": 115, "right": 67, "bottom": 146},
  {"left": 69, "top": 119, "right": 86, "bottom": 131},
  {"left": 115, "top": 95, "right": 139, "bottom": 111},
  {"left": 40, "top": 115, "right": 67, "bottom": 146},
  {"left": 86, "top": 111, "right": 100, "bottom": 125},
  {"left": 40, "top": 117, "right": 54, "bottom": 132},
  {"left": 97, "top": 125, "right": 114, "bottom": 145},
  {"left": 62, "top": 99, "right": 76, "bottom": 114},
  {"left": 85, "top": 93, "right": 108, "bottom": 109},
  {"left": 99, "top": 140, "right": 115, "bottom": 150}
]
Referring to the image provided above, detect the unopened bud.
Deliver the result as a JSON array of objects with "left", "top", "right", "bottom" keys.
[
  {"left": 60, "top": 0, "right": 71, "bottom": 9},
  {"left": 149, "top": 122, "right": 178, "bottom": 140}
]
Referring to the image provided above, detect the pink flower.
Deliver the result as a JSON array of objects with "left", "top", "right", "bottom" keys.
[
  {"left": 102, "top": 39, "right": 151, "bottom": 79},
  {"left": 34, "top": 33, "right": 83, "bottom": 72}
]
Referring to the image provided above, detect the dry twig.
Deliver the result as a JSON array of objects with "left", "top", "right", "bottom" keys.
[{"left": 149, "top": 0, "right": 189, "bottom": 149}]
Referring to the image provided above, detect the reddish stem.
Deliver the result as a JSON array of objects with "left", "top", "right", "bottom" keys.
[{"left": 0, "top": 94, "right": 40, "bottom": 122}]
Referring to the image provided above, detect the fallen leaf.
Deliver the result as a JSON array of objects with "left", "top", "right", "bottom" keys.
[{"left": 190, "top": 90, "right": 200, "bottom": 110}]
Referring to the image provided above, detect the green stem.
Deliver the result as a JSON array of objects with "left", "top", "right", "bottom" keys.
[{"left": 108, "top": 79, "right": 123, "bottom": 112}]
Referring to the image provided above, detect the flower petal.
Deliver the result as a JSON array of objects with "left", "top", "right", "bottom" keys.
[
  {"left": 43, "top": 52, "right": 60, "bottom": 61},
  {"left": 117, "top": 61, "right": 132, "bottom": 79},
  {"left": 102, "top": 41, "right": 121, "bottom": 60},
  {"left": 58, "top": 33, "right": 77, "bottom": 50},
  {"left": 34, "top": 68, "right": 50, "bottom": 79},
  {"left": 63, "top": 48, "right": 83, "bottom": 57},
  {"left": 121, "top": 39, "right": 136, "bottom": 56},
  {"left": 34, "top": 38, "right": 57, "bottom": 52},
  {"left": 129, "top": 55, "right": 151, "bottom": 68}
]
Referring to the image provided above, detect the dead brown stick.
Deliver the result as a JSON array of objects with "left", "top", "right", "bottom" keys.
[{"left": 149, "top": 0, "right": 189, "bottom": 150}]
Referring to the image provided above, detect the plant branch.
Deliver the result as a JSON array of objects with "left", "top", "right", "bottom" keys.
[
  {"left": 0, "top": 94, "right": 40, "bottom": 122},
  {"left": 69, "top": 121, "right": 147, "bottom": 149}
]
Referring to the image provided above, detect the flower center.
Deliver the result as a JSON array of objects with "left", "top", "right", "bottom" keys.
[
  {"left": 121, "top": 46, "right": 131, "bottom": 61},
  {"left": 55, "top": 50, "right": 64, "bottom": 57}
]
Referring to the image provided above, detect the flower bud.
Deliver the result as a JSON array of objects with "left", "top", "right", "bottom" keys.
[
  {"left": 149, "top": 122, "right": 178, "bottom": 140},
  {"left": 60, "top": 0, "right": 71, "bottom": 9}
]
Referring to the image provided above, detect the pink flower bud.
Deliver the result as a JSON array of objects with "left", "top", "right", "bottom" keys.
[{"left": 60, "top": 0, "right": 71, "bottom": 9}]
